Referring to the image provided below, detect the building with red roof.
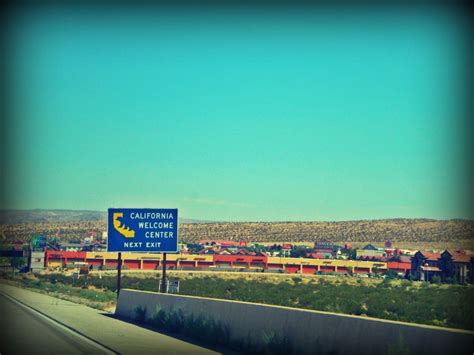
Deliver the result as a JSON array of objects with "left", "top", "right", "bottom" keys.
[
  {"left": 420, "top": 251, "right": 441, "bottom": 261},
  {"left": 411, "top": 250, "right": 473, "bottom": 283},
  {"left": 198, "top": 240, "right": 247, "bottom": 248},
  {"left": 306, "top": 253, "right": 327, "bottom": 259},
  {"left": 440, "top": 250, "right": 473, "bottom": 283},
  {"left": 411, "top": 251, "right": 442, "bottom": 282},
  {"left": 398, "top": 255, "right": 412, "bottom": 264}
]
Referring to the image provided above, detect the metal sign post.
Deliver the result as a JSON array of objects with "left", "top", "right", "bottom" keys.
[
  {"left": 117, "top": 252, "right": 122, "bottom": 297},
  {"left": 161, "top": 253, "right": 167, "bottom": 293}
]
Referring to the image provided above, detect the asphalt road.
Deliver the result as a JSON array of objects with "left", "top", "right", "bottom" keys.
[
  {"left": 0, "top": 293, "right": 112, "bottom": 355},
  {"left": 0, "top": 283, "right": 220, "bottom": 354}
]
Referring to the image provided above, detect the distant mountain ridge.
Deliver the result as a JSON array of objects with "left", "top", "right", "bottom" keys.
[
  {"left": 1, "top": 209, "right": 473, "bottom": 245},
  {"left": 0, "top": 209, "right": 211, "bottom": 224},
  {"left": 0, "top": 209, "right": 472, "bottom": 225}
]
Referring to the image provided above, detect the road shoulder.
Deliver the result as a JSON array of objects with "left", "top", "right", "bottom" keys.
[{"left": 0, "top": 283, "right": 219, "bottom": 355}]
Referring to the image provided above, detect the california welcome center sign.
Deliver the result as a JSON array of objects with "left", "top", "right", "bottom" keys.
[{"left": 107, "top": 208, "right": 178, "bottom": 252}]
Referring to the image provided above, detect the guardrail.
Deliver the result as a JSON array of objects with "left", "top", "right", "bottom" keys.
[{"left": 116, "top": 289, "right": 474, "bottom": 354}]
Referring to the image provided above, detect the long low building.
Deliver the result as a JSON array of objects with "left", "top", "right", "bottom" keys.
[
  {"left": 42, "top": 250, "right": 401, "bottom": 275},
  {"left": 32, "top": 249, "right": 472, "bottom": 283}
]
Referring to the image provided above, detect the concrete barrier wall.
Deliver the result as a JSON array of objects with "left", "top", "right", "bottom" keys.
[{"left": 116, "top": 289, "right": 474, "bottom": 354}]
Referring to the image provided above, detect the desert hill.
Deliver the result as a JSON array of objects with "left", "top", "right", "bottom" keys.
[
  {"left": 0, "top": 209, "right": 208, "bottom": 224},
  {"left": 179, "top": 219, "right": 474, "bottom": 244},
  {"left": 0, "top": 210, "right": 473, "bottom": 245}
]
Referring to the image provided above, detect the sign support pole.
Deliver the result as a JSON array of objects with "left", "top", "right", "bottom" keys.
[
  {"left": 161, "top": 252, "right": 167, "bottom": 293},
  {"left": 28, "top": 243, "right": 32, "bottom": 272},
  {"left": 117, "top": 252, "right": 122, "bottom": 297}
]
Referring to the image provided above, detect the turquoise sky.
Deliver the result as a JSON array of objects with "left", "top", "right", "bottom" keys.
[{"left": 5, "top": 6, "right": 471, "bottom": 221}]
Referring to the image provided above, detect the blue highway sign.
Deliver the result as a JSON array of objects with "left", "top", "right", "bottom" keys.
[{"left": 107, "top": 208, "right": 178, "bottom": 252}]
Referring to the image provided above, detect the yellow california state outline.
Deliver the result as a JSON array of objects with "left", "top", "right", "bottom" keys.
[{"left": 113, "top": 212, "right": 135, "bottom": 238}]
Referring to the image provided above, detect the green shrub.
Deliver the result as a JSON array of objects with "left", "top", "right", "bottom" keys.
[
  {"left": 261, "top": 331, "right": 293, "bottom": 355},
  {"left": 151, "top": 308, "right": 169, "bottom": 330},
  {"left": 387, "top": 334, "right": 410, "bottom": 355},
  {"left": 10, "top": 257, "right": 27, "bottom": 269},
  {"left": 431, "top": 276, "right": 442, "bottom": 284},
  {"left": 149, "top": 307, "right": 231, "bottom": 346},
  {"left": 445, "top": 277, "right": 456, "bottom": 284},
  {"left": 134, "top": 305, "right": 147, "bottom": 323},
  {"left": 384, "top": 270, "right": 398, "bottom": 280},
  {"left": 167, "top": 308, "right": 185, "bottom": 333},
  {"left": 182, "top": 313, "right": 197, "bottom": 338}
]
